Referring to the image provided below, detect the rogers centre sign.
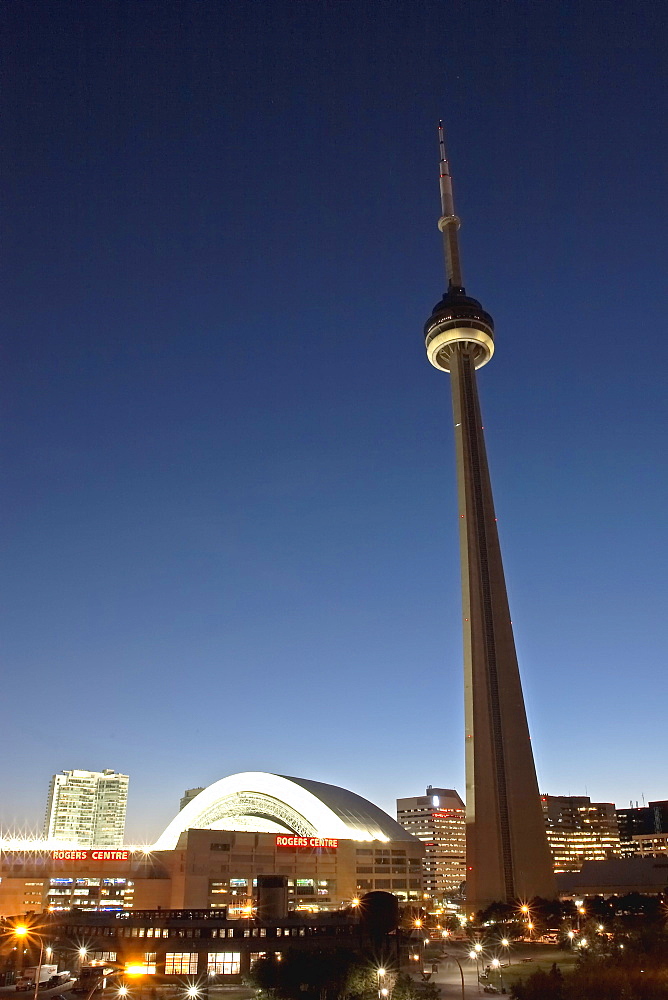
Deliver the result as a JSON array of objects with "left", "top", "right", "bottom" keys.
[
  {"left": 275, "top": 836, "right": 338, "bottom": 850},
  {"left": 51, "top": 850, "right": 130, "bottom": 861}
]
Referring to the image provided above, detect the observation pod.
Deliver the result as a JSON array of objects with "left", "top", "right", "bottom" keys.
[{"left": 424, "top": 289, "right": 494, "bottom": 373}]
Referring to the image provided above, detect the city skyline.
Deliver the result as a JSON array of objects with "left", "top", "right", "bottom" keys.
[{"left": 2, "top": 1, "right": 667, "bottom": 843}]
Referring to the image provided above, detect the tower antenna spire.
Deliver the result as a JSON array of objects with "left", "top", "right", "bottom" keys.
[{"left": 437, "top": 120, "right": 463, "bottom": 290}]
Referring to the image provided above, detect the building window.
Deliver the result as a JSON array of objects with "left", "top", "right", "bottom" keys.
[
  {"left": 165, "top": 953, "right": 198, "bottom": 975},
  {"left": 207, "top": 953, "right": 241, "bottom": 975},
  {"left": 128, "top": 955, "right": 156, "bottom": 975}
]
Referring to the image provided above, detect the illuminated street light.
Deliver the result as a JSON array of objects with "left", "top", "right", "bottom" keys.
[
  {"left": 414, "top": 919, "right": 422, "bottom": 929},
  {"left": 474, "top": 943, "right": 482, "bottom": 953},
  {"left": 185, "top": 987, "right": 201, "bottom": 1000},
  {"left": 491, "top": 959, "right": 499, "bottom": 969},
  {"left": 351, "top": 898, "right": 360, "bottom": 908},
  {"left": 79, "top": 948, "right": 88, "bottom": 959},
  {"left": 117, "top": 988, "right": 129, "bottom": 999},
  {"left": 468, "top": 951, "right": 476, "bottom": 960}
]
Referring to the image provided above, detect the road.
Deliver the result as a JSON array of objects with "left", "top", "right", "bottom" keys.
[{"left": 419, "top": 942, "right": 567, "bottom": 999}]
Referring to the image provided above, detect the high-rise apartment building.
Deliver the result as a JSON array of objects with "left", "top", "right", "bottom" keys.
[
  {"left": 423, "top": 124, "right": 555, "bottom": 909},
  {"left": 396, "top": 786, "right": 466, "bottom": 900},
  {"left": 44, "top": 769, "right": 129, "bottom": 847},
  {"left": 541, "top": 795, "right": 620, "bottom": 872}
]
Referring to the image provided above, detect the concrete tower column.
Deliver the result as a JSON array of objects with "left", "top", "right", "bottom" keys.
[{"left": 424, "top": 123, "right": 555, "bottom": 912}]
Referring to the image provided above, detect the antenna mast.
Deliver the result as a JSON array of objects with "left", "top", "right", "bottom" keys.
[{"left": 437, "top": 121, "right": 463, "bottom": 290}]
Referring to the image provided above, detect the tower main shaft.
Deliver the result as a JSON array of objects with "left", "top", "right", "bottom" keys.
[{"left": 424, "top": 125, "right": 555, "bottom": 912}]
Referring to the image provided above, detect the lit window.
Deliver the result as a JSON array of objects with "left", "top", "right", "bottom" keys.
[
  {"left": 165, "top": 953, "right": 198, "bottom": 975},
  {"left": 207, "top": 953, "right": 240, "bottom": 975}
]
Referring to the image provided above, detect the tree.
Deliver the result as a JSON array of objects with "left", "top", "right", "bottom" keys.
[
  {"left": 511, "top": 964, "right": 564, "bottom": 1000},
  {"left": 247, "top": 947, "right": 383, "bottom": 1000}
]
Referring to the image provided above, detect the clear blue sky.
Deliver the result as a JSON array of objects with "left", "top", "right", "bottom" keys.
[{"left": 2, "top": 1, "right": 667, "bottom": 843}]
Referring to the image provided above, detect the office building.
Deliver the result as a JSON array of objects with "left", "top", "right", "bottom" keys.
[
  {"left": 43, "top": 769, "right": 129, "bottom": 847},
  {"left": 541, "top": 795, "right": 620, "bottom": 872},
  {"left": 632, "top": 832, "right": 668, "bottom": 857},
  {"left": 180, "top": 787, "right": 205, "bottom": 812},
  {"left": 396, "top": 786, "right": 465, "bottom": 900},
  {"left": 422, "top": 124, "right": 555, "bottom": 909},
  {"left": 616, "top": 800, "right": 668, "bottom": 855}
]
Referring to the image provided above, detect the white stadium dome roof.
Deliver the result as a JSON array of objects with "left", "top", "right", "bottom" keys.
[{"left": 152, "top": 771, "right": 416, "bottom": 850}]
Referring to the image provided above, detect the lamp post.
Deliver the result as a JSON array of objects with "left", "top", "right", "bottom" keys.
[
  {"left": 491, "top": 958, "right": 505, "bottom": 994},
  {"left": 9, "top": 923, "right": 49, "bottom": 1000},
  {"left": 12, "top": 925, "right": 29, "bottom": 977},
  {"left": 31, "top": 936, "right": 45, "bottom": 1000},
  {"left": 443, "top": 955, "right": 465, "bottom": 1000},
  {"left": 500, "top": 938, "right": 511, "bottom": 966},
  {"left": 468, "top": 950, "right": 481, "bottom": 994},
  {"left": 377, "top": 968, "right": 386, "bottom": 999}
]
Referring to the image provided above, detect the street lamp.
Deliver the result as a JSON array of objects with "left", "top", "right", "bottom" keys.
[
  {"left": 468, "top": 950, "right": 481, "bottom": 994},
  {"left": 500, "top": 938, "right": 511, "bottom": 966},
  {"left": 9, "top": 923, "right": 49, "bottom": 1000},
  {"left": 12, "top": 925, "right": 29, "bottom": 975},
  {"left": 442, "top": 954, "right": 465, "bottom": 1000},
  {"left": 377, "top": 968, "right": 386, "bottom": 999},
  {"left": 491, "top": 958, "right": 505, "bottom": 993}
]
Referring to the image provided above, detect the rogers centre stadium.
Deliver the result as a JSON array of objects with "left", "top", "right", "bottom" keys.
[{"left": 0, "top": 772, "right": 424, "bottom": 916}]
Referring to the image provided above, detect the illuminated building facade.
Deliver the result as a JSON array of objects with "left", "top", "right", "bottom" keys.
[
  {"left": 8, "top": 906, "right": 398, "bottom": 984},
  {"left": 43, "top": 770, "right": 129, "bottom": 847},
  {"left": 632, "top": 832, "right": 668, "bottom": 857},
  {"left": 396, "top": 786, "right": 465, "bottom": 900},
  {"left": 423, "top": 124, "right": 555, "bottom": 909},
  {"left": 541, "top": 795, "right": 620, "bottom": 872},
  {"left": 616, "top": 799, "right": 668, "bottom": 855},
  {"left": 0, "top": 773, "right": 423, "bottom": 916}
]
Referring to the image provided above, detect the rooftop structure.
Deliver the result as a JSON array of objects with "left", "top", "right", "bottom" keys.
[{"left": 153, "top": 772, "right": 415, "bottom": 850}]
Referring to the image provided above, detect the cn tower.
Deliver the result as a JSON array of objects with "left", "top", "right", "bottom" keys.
[{"left": 424, "top": 124, "right": 555, "bottom": 912}]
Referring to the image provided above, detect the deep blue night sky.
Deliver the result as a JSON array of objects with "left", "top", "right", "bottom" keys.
[{"left": 2, "top": 1, "right": 667, "bottom": 842}]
